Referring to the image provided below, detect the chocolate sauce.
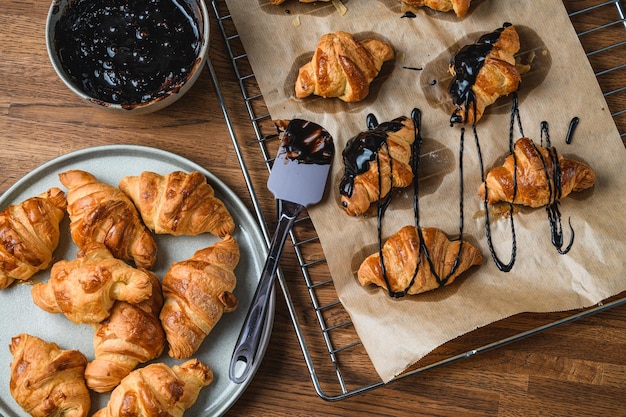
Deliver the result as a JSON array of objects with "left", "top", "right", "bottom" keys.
[
  {"left": 565, "top": 117, "right": 580, "bottom": 144},
  {"left": 474, "top": 94, "right": 520, "bottom": 272},
  {"left": 376, "top": 110, "right": 420, "bottom": 297},
  {"left": 449, "top": 23, "right": 513, "bottom": 125},
  {"left": 538, "top": 121, "right": 575, "bottom": 254},
  {"left": 54, "top": 0, "right": 201, "bottom": 106},
  {"left": 279, "top": 119, "right": 334, "bottom": 165}
]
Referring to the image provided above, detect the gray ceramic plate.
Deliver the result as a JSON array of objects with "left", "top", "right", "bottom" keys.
[{"left": 0, "top": 145, "right": 273, "bottom": 417}]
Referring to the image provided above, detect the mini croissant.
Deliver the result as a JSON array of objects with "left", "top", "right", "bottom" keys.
[
  {"left": 478, "top": 137, "right": 596, "bottom": 208},
  {"left": 399, "top": 0, "right": 471, "bottom": 18},
  {"left": 339, "top": 114, "right": 416, "bottom": 216},
  {"left": 85, "top": 271, "right": 165, "bottom": 393},
  {"left": 358, "top": 226, "right": 483, "bottom": 296},
  {"left": 93, "top": 359, "right": 213, "bottom": 417},
  {"left": 271, "top": 0, "right": 330, "bottom": 4},
  {"left": 0, "top": 187, "right": 66, "bottom": 289},
  {"left": 59, "top": 169, "right": 157, "bottom": 269},
  {"left": 295, "top": 31, "right": 394, "bottom": 102},
  {"left": 118, "top": 170, "right": 235, "bottom": 238},
  {"left": 9, "top": 333, "right": 90, "bottom": 417},
  {"left": 160, "top": 235, "right": 239, "bottom": 359},
  {"left": 31, "top": 244, "right": 153, "bottom": 324},
  {"left": 449, "top": 24, "right": 521, "bottom": 125}
]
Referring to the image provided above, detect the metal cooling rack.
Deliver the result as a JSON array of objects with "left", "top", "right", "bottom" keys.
[{"left": 207, "top": 0, "right": 626, "bottom": 401}]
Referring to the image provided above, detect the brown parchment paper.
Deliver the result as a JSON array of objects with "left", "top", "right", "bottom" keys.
[{"left": 224, "top": 0, "right": 626, "bottom": 382}]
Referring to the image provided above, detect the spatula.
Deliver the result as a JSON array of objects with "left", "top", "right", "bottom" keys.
[{"left": 229, "top": 119, "right": 334, "bottom": 384}]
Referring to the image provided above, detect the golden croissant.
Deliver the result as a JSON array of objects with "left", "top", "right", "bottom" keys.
[
  {"left": 31, "top": 244, "right": 153, "bottom": 324},
  {"left": 339, "top": 114, "right": 416, "bottom": 216},
  {"left": 270, "top": 0, "right": 330, "bottom": 4},
  {"left": 59, "top": 169, "right": 157, "bottom": 269},
  {"left": 85, "top": 271, "right": 165, "bottom": 393},
  {"left": 160, "top": 235, "right": 239, "bottom": 359},
  {"left": 295, "top": 31, "right": 394, "bottom": 102},
  {"left": 358, "top": 225, "right": 483, "bottom": 296},
  {"left": 118, "top": 170, "right": 235, "bottom": 238},
  {"left": 399, "top": 0, "right": 471, "bottom": 17},
  {"left": 93, "top": 359, "right": 213, "bottom": 417},
  {"left": 9, "top": 333, "right": 90, "bottom": 417},
  {"left": 478, "top": 137, "right": 596, "bottom": 208},
  {"left": 0, "top": 187, "right": 66, "bottom": 289},
  {"left": 449, "top": 24, "right": 521, "bottom": 125}
]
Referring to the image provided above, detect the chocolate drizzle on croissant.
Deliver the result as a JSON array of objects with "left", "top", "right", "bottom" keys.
[
  {"left": 449, "top": 23, "right": 521, "bottom": 125},
  {"left": 339, "top": 115, "right": 416, "bottom": 216}
]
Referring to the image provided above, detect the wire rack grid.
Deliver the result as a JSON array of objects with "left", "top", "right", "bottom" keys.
[{"left": 207, "top": 0, "right": 626, "bottom": 401}]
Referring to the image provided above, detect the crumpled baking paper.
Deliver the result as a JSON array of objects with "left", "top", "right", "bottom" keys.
[{"left": 225, "top": 0, "right": 626, "bottom": 382}]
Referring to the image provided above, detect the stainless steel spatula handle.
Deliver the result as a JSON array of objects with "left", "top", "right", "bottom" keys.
[{"left": 229, "top": 200, "right": 304, "bottom": 384}]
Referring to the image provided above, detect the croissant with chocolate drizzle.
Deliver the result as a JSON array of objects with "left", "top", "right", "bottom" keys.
[
  {"left": 449, "top": 23, "right": 521, "bottom": 125},
  {"left": 478, "top": 137, "right": 596, "bottom": 208},
  {"left": 339, "top": 114, "right": 416, "bottom": 216},
  {"left": 358, "top": 225, "right": 483, "bottom": 297}
]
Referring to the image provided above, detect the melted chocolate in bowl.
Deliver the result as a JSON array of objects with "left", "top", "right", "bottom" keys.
[{"left": 53, "top": 0, "right": 203, "bottom": 108}]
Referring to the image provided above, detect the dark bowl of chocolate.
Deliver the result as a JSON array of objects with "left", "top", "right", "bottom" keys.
[{"left": 46, "top": 0, "right": 209, "bottom": 114}]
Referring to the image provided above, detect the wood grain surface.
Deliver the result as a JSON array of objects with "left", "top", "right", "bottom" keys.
[{"left": 1, "top": 1, "right": 626, "bottom": 416}]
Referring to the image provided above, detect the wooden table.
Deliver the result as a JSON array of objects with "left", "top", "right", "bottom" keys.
[{"left": 2, "top": 1, "right": 625, "bottom": 416}]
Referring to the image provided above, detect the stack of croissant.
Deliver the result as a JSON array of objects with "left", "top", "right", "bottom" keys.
[
  {"left": 3, "top": 169, "right": 240, "bottom": 415},
  {"left": 339, "top": 114, "right": 417, "bottom": 216}
]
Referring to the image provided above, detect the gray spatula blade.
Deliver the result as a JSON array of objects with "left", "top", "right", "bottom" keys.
[{"left": 267, "top": 119, "right": 334, "bottom": 206}]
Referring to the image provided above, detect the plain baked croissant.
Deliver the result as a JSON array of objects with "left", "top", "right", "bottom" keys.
[
  {"left": 295, "top": 31, "right": 394, "bottom": 102},
  {"left": 31, "top": 243, "right": 153, "bottom": 324},
  {"left": 85, "top": 271, "right": 165, "bottom": 393},
  {"left": 270, "top": 0, "right": 330, "bottom": 4},
  {"left": 449, "top": 24, "right": 521, "bottom": 125},
  {"left": 399, "top": 0, "right": 471, "bottom": 18},
  {"left": 0, "top": 187, "right": 66, "bottom": 289},
  {"left": 93, "top": 359, "right": 213, "bottom": 417},
  {"left": 478, "top": 137, "right": 596, "bottom": 208},
  {"left": 339, "top": 114, "right": 416, "bottom": 216},
  {"left": 9, "top": 333, "right": 90, "bottom": 417},
  {"left": 59, "top": 169, "right": 157, "bottom": 269},
  {"left": 118, "top": 170, "right": 235, "bottom": 238},
  {"left": 358, "top": 225, "right": 483, "bottom": 296},
  {"left": 160, "top": 235, "right": 239, "bottom": 359}
]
